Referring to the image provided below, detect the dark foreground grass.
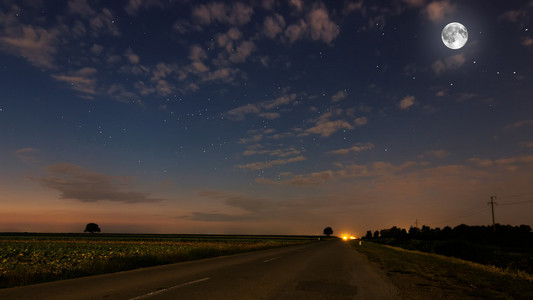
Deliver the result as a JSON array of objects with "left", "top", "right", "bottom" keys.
[
  {"left": 0, "top": 234, "right": 315, "bottom": 288},
  {"left": 353, "top": 240, "right": 533, "bottom": 299}
]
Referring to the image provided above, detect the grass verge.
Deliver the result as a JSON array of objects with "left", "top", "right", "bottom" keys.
[{"left": 352, "top": 240, "right": 533, "bottom": 299}]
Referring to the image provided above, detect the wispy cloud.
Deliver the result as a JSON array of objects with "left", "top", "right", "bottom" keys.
[
  {"left": 192, "top": 2, "right": 254, "bottom": 26},
  {"left": 31, "top": 164, "right": 162, "bottom": 203},
  {"left": 226, "top": 94, "right": 297, "bottom": 121},
  {"left": 505, "top": 120, "right": 533, "bottom": 129},
  {"left": 331, "top": 90, "right": 347, "bottom": 102},
  {"left": 328, "top": 143, "right": 374, "bottom": 155},
  {"left": 263, "top": 13, "right": 285, "bottom": 39},
  {"left": 423, "top": 149, "right": 451, "bottom": 159},
  {"left": 403, "top": 0, "right": 426, "bottom": 8},
  {"left": 15, "top": 147, "right": 39, "bottom": 163},
  {"left": 423, "top": 0, "right": 455, "bottom": 22},
  {"left": 296, "top": 108, "right": 368, "bottom": 138},
  {"left": 0, "top": 16, "right": 59, "bottom": 69},
  {"left": 236, "top": 156, "right": 307, "bottom": 171},
  {"left": 51, "top": 67, "right": 99, "bottom": 96},
  {"left": 189, "top": 190, "right": 340, "bottom": 223},
  {"left": 468, "top": 155, "right": 533, "bottom": 171},
  {"left": 283, "top": 4, "right": 340, "bottom": 44},
  {"left": 432, "top": 54, "right": 466, "bottom": 75},
  {"left": 398, "top": 95, "right": 415, "bottom": 110},
  {"left": 243, "top": 146, "right": 303, "bottom": 158},
  {"left": 302, "top": 110, "right": 353, "bottom": 137}
]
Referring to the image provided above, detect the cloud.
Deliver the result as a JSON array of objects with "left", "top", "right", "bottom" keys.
[
  {"left": 307, "top": 6, "right": 340, "bottom": 43},
  {"left": 189, "top": 44, "right": 208, "bottom": 62},
  {"left": 423, "top": 0, "right": 455, "bottom": 22},
  {"left": 238, "top": 133, "right": 264, "bottom": 144},
  {"left": 342, "top": 1, "right": 363, "bottom": 15},
  {"left": 506, "top": 120, "right": 533, "bottom": 129},
  {"left": 236, "top": 156, "right": 307, "bottom": 171},
  {"left": 195, "top": 191, "right": 274, "bottom": 215},
  {"left": 456, "top": 93, "right": 477, "bottom": 102},
  {"left": 0, "top": 22, "right": 59, "bottom": 69},
  {"left": 289, "top": 0, "right": 304, "bottom": 11},
  {"left": 467, "top": 158, "right": 493, "bottom": 168},
  {"left": 424, "top": 149, "right": 451, "bottom": 159},
  {"left": 331, "top": 90, "right": 347, "bottom": 102},
  {"left": 285, "top": 20, "right": 307, "bottom": 43},
  {"left": 124, "top": 0, "right": 165, "bottom": 16},
  {"left": 91, "top": 44, "right": 104, "bottom": 55},
  {"left": 354, "top": 117, "right": 368, "bottom": 125},
  {"left": 151, "top": 62, "right": 178, "bottom": 81},
  {"left": 257, "top": 159, "right": 425, "bottom": 187},
  {"left": 303, "top": 110, "right": 357, "bottom": 137},
  {"left": 499, "top": 5, "right": 531, "bottom": 28},
  {"left": 31, "top": 164, "right": 162, "bottom": 203},
  {"left": 51, "top": 67, "right": 99, "bottom": 95},
  {"left": 258, "top": 112, "right": 281, "bottom": 119},
  {"left": 403, "top": 0, "right": 426, "bottom": 7},
  {"left": 263, "top": 14, "right": 286, "bottom": 39},
  {"left": 226, "top": 94, "right": 297, "bottom": 121},
  {"left": 212, "top": 28, "right": 255, "bottom": 64},
  {"left": 15, "top": 148, "right": 39, "bottom": 163},
  {"left": 192, "top": 2, "right": 254, "bottom": 26},
  {"left": 431, "top": 54, "right": 466, "bottom": 75},
  {"left": 107, "top": 83, "right": 140, "bottom": 103},
  {"left": 328, "top": 143, "right": 374, "bottom": 155},
  {"left": 228, "top": 40, "right": 255, "bottom": 63},
  {"left": 257, "top": 170, "right": 335, "bottom": 186},
  {"left": 243, "top": 146, "right": 303, "bottom": 157},
  {"left": 284, "top": 5, "right": 340, "bottom": 44},
  {"left": 398, "top": 95, "right": 415, "bottom": 110},
  {"left": 226, "top": 104, "right": 260, "bottom": 121},
  {"left": 125, "top": 48, "right": 140, "bottom": 64},
  {"left": 189, "top": 190, "right": 362, "bottom": 225},
  {"left": 189, "top": 191, "right": 281, "bottom": 222},
  {"left": 68, "top": 0, "right": 121, "bottom": 37},
  {"left": 468, "top": 155, "right": 533, "bottom": 170}
]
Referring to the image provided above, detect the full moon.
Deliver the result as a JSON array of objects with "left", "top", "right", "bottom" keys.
[{"left": 442, "top": 22, "right": 468, "bottom": 49}]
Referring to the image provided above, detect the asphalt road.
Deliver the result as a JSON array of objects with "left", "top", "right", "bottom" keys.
[{"left": 0, "top": 240, "right": 399, "bottom": 299}]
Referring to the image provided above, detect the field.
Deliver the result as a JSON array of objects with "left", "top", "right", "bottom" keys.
[
  {"left": 0, "top": 233, "right": 316, "bottom": 288},
  {"left": 353, "top": 240, "right": 533, "bottom": 299}
]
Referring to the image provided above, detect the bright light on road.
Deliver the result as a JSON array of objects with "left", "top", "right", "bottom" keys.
[{"left": 341, "top": 235, "right": 356, "bottom": 241}]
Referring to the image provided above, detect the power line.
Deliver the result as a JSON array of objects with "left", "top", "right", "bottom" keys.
[
  {"left": 499, "top": 199, "right": 533, "bottom": 206},
  {"left": 498, "top": 192, "right": 533, "bottom": 199},
  {"left": 424, "top": 204, "right": 488, "bottom": 226}
]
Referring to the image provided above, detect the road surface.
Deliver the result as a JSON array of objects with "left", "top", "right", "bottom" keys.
[{"left": 0, "top": 240, "right": 399, "bottom": 299}]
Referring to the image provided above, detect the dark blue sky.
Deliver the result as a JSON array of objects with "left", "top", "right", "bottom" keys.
[{"left": 0, "top": 0, "right": 532, "bottom": 235}]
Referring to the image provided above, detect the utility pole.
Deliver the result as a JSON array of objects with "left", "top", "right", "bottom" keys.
[
  {"left": 488, "top": 196, "right": 497, "bottom": 232},
  {"left": 415, "top": 219, "right": 418, "bottom": 229}
]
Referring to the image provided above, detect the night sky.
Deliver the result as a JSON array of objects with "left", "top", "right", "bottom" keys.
[{"left": 1, "top": 0, "right": 532, "bottom": 236}]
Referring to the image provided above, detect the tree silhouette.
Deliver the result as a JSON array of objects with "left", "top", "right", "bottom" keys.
[
  {"left": 84, "top": 223, "right": 101, "bottom": 233},
  {"left": 323, "top": 227, "right": 333, "bottom": 236}
]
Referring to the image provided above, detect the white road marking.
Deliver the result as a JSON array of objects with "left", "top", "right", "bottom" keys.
[
  {"left": 128, "top": 277, "right": 210, "bottom": 300},
  {"left": 263, "top": 256, "right": 281, "bottom": 263}
]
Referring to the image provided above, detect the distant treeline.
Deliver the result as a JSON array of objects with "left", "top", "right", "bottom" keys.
[{"left": 363, "top": 224, "right": 533, "bottom": 273}]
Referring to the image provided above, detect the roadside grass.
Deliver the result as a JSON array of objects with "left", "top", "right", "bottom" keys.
[
  {"left": 352, "top": 240, "right": 533, "bottom": 299},
  {"left": 0, "top": 234, "right": 314, "bottom": 289}
]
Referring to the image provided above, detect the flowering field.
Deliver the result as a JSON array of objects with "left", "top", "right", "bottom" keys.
[{"left": 0, "top": 234, "right": 313, "bottom": 288}]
